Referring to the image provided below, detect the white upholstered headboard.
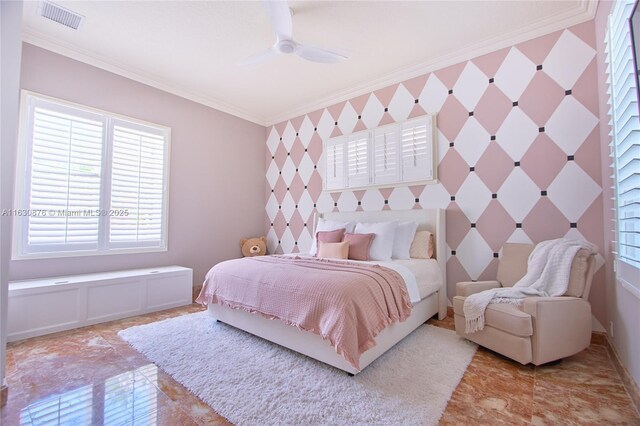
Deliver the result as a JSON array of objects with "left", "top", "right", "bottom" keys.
[{"left": 315, "top": 209, "right": 447, "bottom": 317}]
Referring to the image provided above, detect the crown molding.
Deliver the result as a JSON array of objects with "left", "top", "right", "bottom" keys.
[
  {"left": 22, "top": 30, "right": 268, "bottom": 126},
  {"left": 22, "top": 1, "right": 597, "bottom": 129},
  {"left": 264, "top": 0, "right": 598, "bottom": 126}
]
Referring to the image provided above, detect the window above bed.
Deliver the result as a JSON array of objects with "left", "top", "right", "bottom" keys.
[
  {"left": 12, "top": 91, "right": 171, "bottom": 259},
  {"left": 323, "top": 115, "right": 437, "bottom": 192}
]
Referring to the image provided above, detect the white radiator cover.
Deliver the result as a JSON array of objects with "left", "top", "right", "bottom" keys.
[{"left": 7, "top": 266, "right": 192, "bottom": 342}]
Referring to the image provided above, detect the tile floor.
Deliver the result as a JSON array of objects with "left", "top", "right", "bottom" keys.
[{"left": 1, "top": 304, "right": 638, "bottom": 425}]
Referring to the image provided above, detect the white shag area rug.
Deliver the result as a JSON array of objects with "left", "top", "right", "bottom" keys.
[{"left": 119, "top": 311, "right": 476, "bottom": 426}]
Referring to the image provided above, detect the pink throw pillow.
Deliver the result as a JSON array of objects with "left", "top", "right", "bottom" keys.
[
  {"left": 409, "top": 231, "right": 435, "bottom": 259},
  {"left": 317, "top": 241, "right": 349, "bottom": 259},
  {"left": 315, "top": 229, "right": 346, "bottom": 256},
  {"left": 343, "top": 233, "right": 375, "bottom": 261}
]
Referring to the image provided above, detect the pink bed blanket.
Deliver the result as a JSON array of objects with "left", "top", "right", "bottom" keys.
[{"left": 196, "top": 255, "right": 413, "bottom": 369}]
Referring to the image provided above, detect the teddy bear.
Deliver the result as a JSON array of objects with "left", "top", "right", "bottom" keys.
[{"left": 240, "top": 236, "right": 267, "bottom": 257}]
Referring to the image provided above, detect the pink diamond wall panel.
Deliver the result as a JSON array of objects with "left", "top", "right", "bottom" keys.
[{"left": 264, "top": 21, "right": 604, "bottom": 304}]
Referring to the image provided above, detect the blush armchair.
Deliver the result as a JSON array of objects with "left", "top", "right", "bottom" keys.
[{"left": 453, "top": 243, "right": 597, "bottom": 365}]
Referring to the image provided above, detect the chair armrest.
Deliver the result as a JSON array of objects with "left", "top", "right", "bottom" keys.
[
  {"left": 456, "top": 280, "right": 501, "bottom": 297},
  {"left": 522, "top": 297, "right": 592, "bottom": 365},
  {"left": 522, "top": 296, "right": 586, "bottom": 311}
]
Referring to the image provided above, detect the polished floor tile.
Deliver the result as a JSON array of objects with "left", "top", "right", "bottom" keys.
[{"left": 1, "top": 303, "right": 638, "bottom": 425}]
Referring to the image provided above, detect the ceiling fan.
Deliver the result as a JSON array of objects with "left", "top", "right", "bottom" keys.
[{"left": 242, "top": 0, "right": 348, "bottom": 65}]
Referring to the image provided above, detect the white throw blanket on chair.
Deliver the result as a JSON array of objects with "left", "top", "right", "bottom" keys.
[{"left": 463, "top": 238, "right": 597, "bottom": 334}]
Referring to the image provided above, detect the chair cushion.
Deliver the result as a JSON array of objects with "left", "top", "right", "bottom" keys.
[
  {"left": 453, "top": 296, "right": 533, "bottom": 337},
  {"left": 496, "top": 243, "right": 534, "bottom": 287},
  {"left": 565, "top": 248, "right": 590, "bottom": 297},
  {"left": 497, "top": 243, "right": 592, "bottom": 297}
]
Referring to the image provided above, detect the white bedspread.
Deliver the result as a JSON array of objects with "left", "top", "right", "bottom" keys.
[
  {"left": 284, "top": 255, "right": 441, "bottom": 303},
  {"left": 375, "top": 259, "right": 442, "bottom": 302}
]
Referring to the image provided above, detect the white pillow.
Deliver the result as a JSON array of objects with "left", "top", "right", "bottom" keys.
[
  {"left": 309, "top": 219, "right": 355, "bottom": 256},
  {"left": 392, "top": 221, "right": 419, "bottom": 259},
  {"left": 354, "top": 221, "right": 398, "bottom": 261}
]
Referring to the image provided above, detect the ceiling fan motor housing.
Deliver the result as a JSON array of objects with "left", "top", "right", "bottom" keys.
[{"left": 275, "top": 39, "right": 297, "bottom": 54}]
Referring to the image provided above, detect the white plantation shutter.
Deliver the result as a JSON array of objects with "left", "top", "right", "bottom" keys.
[
  {"left": 323, "top": 114, "right": 436, "bottom": 192},
  {"left": 346, "top": 132, "right": 369, "bottom": 187},
  {"left": 110, "top": 122, "right": 166, "bottom": 247},
  {"left": 15, "top": 93, "right": 169, "bottom": 258},
  {"left": 400, "top": 117, "right": 433, "bottom": 182},
  {"left": 325, "top": 137, "right": 345, "bottom": 190},
  {"left": 25, "top": 102, "right": 103, "bottom": 252},
  {"left": 606, "top": 0, "right": 640, "bottom": 274},
  {"left": 372, "top": 125, "right": 399, "bottom": 185}
]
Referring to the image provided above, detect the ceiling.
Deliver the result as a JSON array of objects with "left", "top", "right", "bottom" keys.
[{"left": 22, "top": 1, "right": 597, "bottom": 126}]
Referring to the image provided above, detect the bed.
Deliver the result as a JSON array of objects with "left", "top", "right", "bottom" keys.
[{"left": 200, "top": 208, "right": 447, "bottom": 375}]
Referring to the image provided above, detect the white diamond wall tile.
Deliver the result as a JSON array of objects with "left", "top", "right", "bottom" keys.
[
  {"left": 337, "top": 101, "right": 359, "bottom": 135},
  {"left": 297, "top": 191, "right": 315, "bottom": 222},
  {"left": 266, "top": 127, "right": 281, "bottom": 154},
  {"left": 547, "top": 162, "right": 602, "bottom": 222},
  {"left": 297, "top": 228, "right": 313, "bottom": 254},
  {"left": 297, "top": 154, "right": 315, "bottom": 184},
  {"left": 280, "top": 157, "right": 297, "bottom": 187},
  {"left": 456, "top": 173, "right": 492, "bottom": 223},
  {"left": 456, "top": 229, "right": 494, "bottom": 278},
  {"left": 281, "top": 122, "right": 297, "bottom": 151},
  {"left": 316, "top": 109, "right": 337, "bottom": 140},
  {"left": 280, "top": 192, "right": 296, "bottom": 222},
  {"left": 493, "top": 47, "right": 537, "bottom": 101},
  {"left": 419, "top": 74, "right": 449, "bottom": 113},
  {"left": 565, "top": 227, "right": 589, "bottom": 242},
  {"left": 337, "top": 191, "right": 359, "bottom": 212},
  {"left": 280, "top": 227, "right": 296, "bottom": 253},
  {"left": 454, "top": 117, "right": 491, "bottom": 166},
  {"left": 361, "top": 189, "right": 386, "bottom": 211},
  {"left": 263, "top": 23, "right": 605, "bottom": 302},
  {"left": 388, "top": 186, "right": 416, "bottom": 211},
  {"left": 543, "top": 30, "right": 597, "bottom": 89},
  {"left": 297, "top": 115, "right": 315, "bottom": 147},
  {"left": 496, "top": 107, "right": 540, "bottom": 161},
  {"left": 266, "top": 193, "right": 279, "bottom": 222},
  {"left": 436, "top": 129, "right": 449, "bottom": 163},
  {"left": 545, "top": 96, "right": 599, "bottom": 155},
  {"left": 419, "top": 184, "right": 451, "bottom": 210},
  {"left": 452, "top": 62, "right": 489, "bottom": 111},
  {"left": 266, "top": 227, "right": 279, "bottom": 254},
  {"left": 265, "top": 160, "right": 280, "bottom": 188},
  {"left": 497, "top": 167, "right": 541, "bottom": 222},
  {"left": 388, "top": 83, "right": 415, "bottom": 122},
  {"left": 507, "top": 228, "right": 534, "bottom": 244},
  {"left": 360, "top": 93, "right": 386, "bottom": 129},
  {"left": 315, "top": 191, "right": 335, "bottom": 214}
]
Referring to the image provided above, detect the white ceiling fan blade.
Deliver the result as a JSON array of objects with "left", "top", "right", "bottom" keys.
[
  {"left": 240, "top": 48, "right": 277, "bottom": 66},
  {"left": 296, "top": 44, "right": 348, "bottom": 63},
  {"left": 263, "top": 0, "right": 292, "bottom": 40}
]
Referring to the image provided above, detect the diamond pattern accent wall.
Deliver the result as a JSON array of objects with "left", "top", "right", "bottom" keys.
[{"left": 264, "top": 21, "right": 604, "bottom": 301}]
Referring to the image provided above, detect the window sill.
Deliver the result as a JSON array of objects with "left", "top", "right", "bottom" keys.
[
  {"left": 324, "top": 178, "right": 439, "bottom": 194},
  {"left": 619, "top": 278, "right": 640, "bottom": 300},
  {"left": 616, "top": 259, "right": 640, "bottom": 300},
  {"left": 12, "top": 246, "right": 168, "bottom": 261}
]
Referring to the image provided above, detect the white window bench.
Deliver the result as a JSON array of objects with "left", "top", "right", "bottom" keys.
[{"left": 7, "top": 266, "right": 192, "bottom": 342}]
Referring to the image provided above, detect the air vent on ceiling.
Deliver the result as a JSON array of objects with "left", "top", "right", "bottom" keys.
[{"left": 38, "top": 1, "right": 84, "bottom": 30}]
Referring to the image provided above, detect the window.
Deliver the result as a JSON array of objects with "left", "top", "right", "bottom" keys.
[
  {"left": 606, "top": 0, "right": 640, "bottom": 287},
  {"left": 13, "top": 92, "right": 170, "bottom": 258},
  {"left": 324, "top": 115, "right": 436, "bottom": 191}
]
